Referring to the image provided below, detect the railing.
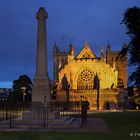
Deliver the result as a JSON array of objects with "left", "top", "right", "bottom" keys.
[{"left": 0, "top": 101, "right": 88, "bottom": 129}]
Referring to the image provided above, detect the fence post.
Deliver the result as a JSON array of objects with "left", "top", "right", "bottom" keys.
[
  {"left": 5, "top": 103, "right": 8, "bottom": 120},
  {"left": 43, "top": 104, "right": 46, "bottom": 128},
  {"left": 9, "top": 105, "right": 14, "bottom": 128}
]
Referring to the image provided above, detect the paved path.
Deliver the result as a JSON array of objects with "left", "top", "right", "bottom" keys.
[{"left": 0, "top": 118, "right": 110, "bottom": 132}]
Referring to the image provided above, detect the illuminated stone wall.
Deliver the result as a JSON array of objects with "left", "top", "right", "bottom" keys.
[
  {"left": 106, "top": 44, "right": 128, "bottom": 88},
  {"left": 57, "top": 89, "right": 119, "bottom": 110},
  {"left": 57, "top": 42, "right": 118, "bottom": 90},
  {"left": 57, "top": 59, "right": 118, "bottom": 90},
  {"left": 54, "top": 42, "right": 127, "bottom": 110}
]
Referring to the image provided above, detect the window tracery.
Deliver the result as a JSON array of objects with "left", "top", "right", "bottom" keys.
[
  {"left": 77, "top": 69, "right": 94, "bottom": 90},
  {"left": 82, "top": 52, "right": 90, "bottom": 58}
]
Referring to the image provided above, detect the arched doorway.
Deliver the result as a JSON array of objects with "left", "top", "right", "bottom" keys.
[
  {"left": 77, "top": 69, "right": 94, "bottom": 90},
  {"left": 106, "top": 102, "right": 110, "bottom": 110}
]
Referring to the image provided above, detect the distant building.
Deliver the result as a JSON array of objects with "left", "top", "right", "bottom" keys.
[
  {"left": 0, "top": 88, "right": 12, "bottom": 101},
  {"left": 53, "top": 42, "right": 128, "bottom": 110}
]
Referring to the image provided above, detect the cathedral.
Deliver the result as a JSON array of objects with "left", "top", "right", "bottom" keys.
[{"left": 53, "top": 41, "right": 127, "bottom": 110}]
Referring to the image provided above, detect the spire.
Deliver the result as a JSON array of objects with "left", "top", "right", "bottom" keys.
[
  {"left": 68, "top": 42, "right": 74, "bottom": 61},
  {"left": 69, "top": 42, "right": 72, "bottom": 47},
  {"left": 100, "top": 47, "right": 105, "bottom": 59},
  {"left": 69, "top": 42, "right": 73, "bottom": 51},
  {"left": 107, "top": 42, "right": 111, "bottom": 48},
  {"left": 76, "top": 41, "right": 96, "bottom": 59},
  {"left": 119, "top": 43, "right": 128, "bottom": 57},
  {"left": 84, "top": 40, "right": 89, "bottom": 48},
  {"left": 53, "top": 43, "right": 57, "bottom": 48},
  {"left": 106, "top": 42, "right": 111, "bottom": 53},
  {"left": 69, "top": 42, "right": 74, "bottom": 52}
]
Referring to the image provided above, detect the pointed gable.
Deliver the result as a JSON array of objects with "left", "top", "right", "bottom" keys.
[{"left": 76, "top": 41, "right": 96, "bottom": 59}]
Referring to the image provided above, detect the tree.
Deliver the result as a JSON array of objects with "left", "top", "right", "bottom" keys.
[
  {"left": 10, "top": 75, "right": 32, "bottom": 102},
  {"left": 122, "top": 6, "right": 140, "bottom": 86}
]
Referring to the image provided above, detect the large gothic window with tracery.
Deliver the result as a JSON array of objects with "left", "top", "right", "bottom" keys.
[{"left": 77, "top": 69, "right": 94, "bottom": 90}]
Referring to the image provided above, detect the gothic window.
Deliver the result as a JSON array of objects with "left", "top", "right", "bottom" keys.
[{"left": 77, "top": 69, "right": 94, "bottom": 90}]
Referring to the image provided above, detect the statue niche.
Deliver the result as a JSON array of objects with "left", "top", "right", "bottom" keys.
[{"left": 61, "top": 74, "right": 70, "bottom": 103}]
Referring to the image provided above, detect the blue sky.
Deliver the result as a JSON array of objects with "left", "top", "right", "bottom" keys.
[{"left": 0, "top": 0, "right": 140, "bottom": 88}]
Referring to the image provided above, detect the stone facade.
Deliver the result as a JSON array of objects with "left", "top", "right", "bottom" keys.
[
  {"left": 53, "top": 41, "right": 127, "bottom": 109},
  {"left": 57, "top": 90, "right": 118, "bottom": 110}
]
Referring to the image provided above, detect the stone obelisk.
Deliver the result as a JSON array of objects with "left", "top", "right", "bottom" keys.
[{"left": 32, "top": 7, "right": 50, "bottom": 102}]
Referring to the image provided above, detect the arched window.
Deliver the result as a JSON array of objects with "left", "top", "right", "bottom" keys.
[{"left": 77, "top": 69, "right": 94, "bottom": 90}]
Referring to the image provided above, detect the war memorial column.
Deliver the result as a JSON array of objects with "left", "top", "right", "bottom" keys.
[{"left": 32, "top": 7, "right": 50, "bottom": 102}]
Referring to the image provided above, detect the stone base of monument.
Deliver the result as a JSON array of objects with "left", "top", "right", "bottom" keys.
[
  {"left": 17, "top": 102, "right": 81, "bottom": 128},
  {"left": 32, "top": 77, "right": 50, "bottom": 102},
  {"left": 15, "top": 115, "right": 80, "bottom": 128},
  {"left": 22, "top": 111, "right": 60, "bottom": 120},
  {"left": 22, "top": 102, "right": 60, "bottom": 120}
]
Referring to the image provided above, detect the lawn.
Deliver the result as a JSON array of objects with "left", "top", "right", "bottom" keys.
[
  {"left": 0, "top": 111, "right": 140, "bottom": 140},
  {"left": 88, "top": 111, "right": 140, "bottom": 139},
  {"left": 88, "top": 111, "right": 140, "bottom": 132}
]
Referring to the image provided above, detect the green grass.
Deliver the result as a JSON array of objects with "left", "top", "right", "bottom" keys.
[
  {"left": 0, "top": 112, "right": 140, "bottom": 140},
  {"left": 88, "top": 112, "right": 140, "bottom": 133},
  {"left": 0, "top": 131, "right": 138, "bottom": 140}
]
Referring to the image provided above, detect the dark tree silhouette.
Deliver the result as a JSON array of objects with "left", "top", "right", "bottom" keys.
[
  {"left": 122, "top": 6, "right": 140, "bottom": 86},
  {"left": 11, "top": 75, "right": 32, "bottom": 102}
]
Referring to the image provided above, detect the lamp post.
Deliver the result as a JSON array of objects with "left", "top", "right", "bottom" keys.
[{"left": 21, "top": 87, "right": 26, "bottom": 102}]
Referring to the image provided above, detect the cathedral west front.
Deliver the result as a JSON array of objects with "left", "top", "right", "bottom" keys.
[{"left": 53, "top": 41, "right": 127, "bottom": 110}]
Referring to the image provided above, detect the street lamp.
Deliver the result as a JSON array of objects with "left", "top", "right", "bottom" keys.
[{"left": 21, "top": 87, "right": 26, "bottom": 102}]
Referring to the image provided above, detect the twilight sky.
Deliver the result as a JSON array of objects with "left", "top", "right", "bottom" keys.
[{"left": 0, "top": 0, "right": 140, "bottom": 88}]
